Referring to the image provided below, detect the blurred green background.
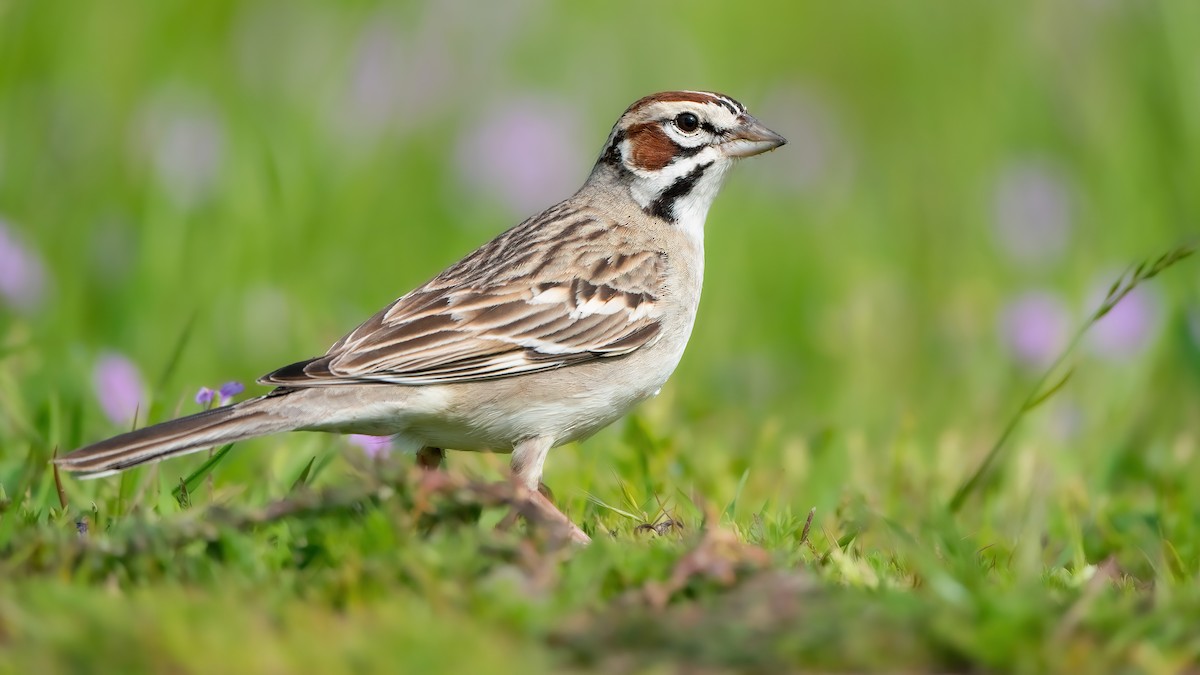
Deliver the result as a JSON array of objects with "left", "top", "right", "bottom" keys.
[
  {"left": 4, "top": 0, "right": 1197, "bottom": 496},
  {"left": 2, "top": 1, "right": 1200, "bottom": 671}
]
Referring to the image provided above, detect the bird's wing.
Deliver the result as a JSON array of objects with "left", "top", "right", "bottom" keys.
[{"left": 259, "top": 212, "right": 666, "bottom": 387}]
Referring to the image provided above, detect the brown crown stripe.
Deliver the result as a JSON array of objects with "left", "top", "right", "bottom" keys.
[{"left": 625, "top": 91, "right": 743, "bottom": 116}]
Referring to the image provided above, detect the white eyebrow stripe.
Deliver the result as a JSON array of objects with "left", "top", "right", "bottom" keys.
[{"left": 681, "top": 90, "right": 745, "bottom": 115}]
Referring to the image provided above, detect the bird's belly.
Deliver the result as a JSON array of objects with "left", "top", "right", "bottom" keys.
[
  {"left": 313, "top": 310, "right": 696, "bottom": 454},
  {"left": 403, "top": 378, "right": 655, "bottom": 452},
  {"left": 399, "top": 347, "right": 685, "bottom": 452}
]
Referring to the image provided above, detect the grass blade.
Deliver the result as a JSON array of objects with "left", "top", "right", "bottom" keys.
[
  {"left": 585, "top": 492, "right": 642, "bottom": 521},
  {"left": 723, "top": 467, "right": 751, "bottom": 522},
  {"left": 1022, "top": 368, "right": 1074, "bottom": 412},
  {"left": 949, "top": 243, "right": 1195, "bottom": 513},
  {"left": 290, "top": 457, "right": 316, "bottom": 493},
  {"left": 171, "top": 443, "right": 234, "bottom": 505},
  {"left": 52, "top": 447, "right": 67, "bottom": 510},
  {"left": 155, "top": 311, "right": 199, "bottom": 394}
]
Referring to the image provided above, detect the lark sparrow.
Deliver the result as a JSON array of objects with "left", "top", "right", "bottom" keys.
[{"left": 58, "top": 91, "right": 786, "bottom": 543}]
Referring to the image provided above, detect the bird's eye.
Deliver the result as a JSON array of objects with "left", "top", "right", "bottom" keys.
[{"left": 674, "top": 112, "right": 700, "bottom": 133}]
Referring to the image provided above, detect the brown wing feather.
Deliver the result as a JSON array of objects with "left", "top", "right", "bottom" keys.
[{"left": 260, "top": 206, "right": 666, "bottom": 387}]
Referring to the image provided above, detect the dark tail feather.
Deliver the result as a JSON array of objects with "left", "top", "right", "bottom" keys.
[{"left": 56, "top": 395, "right": 299, "bottom": 477}]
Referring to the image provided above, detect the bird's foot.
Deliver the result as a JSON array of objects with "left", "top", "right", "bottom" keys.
[{"left": 497, "top": 481, "right": 590, "bottom": 545}]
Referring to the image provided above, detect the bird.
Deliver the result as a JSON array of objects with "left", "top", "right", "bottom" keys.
[{"left": 57, "top": 90, "right": 786, "bottom": 544}]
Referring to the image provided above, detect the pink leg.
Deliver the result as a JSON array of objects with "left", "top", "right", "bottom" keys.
[{"left": 505, "top": 436, "right": 590, "bottom": 545}]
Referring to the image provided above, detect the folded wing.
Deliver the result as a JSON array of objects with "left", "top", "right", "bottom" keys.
[{"left": 260, "top": 213, "right": 666, "bottom": 387}]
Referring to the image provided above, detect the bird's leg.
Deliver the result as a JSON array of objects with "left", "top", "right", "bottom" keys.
[
  {"left": 523, "top": 488, "right": 591, "bottom": 545},
  {"left": 500, "top": 436, "right": 590, "bottom": 544},
  {"left": 416, "top": 446, "right": 444, "bottom": 471},
  {"left": 496, "top": 482, "right": 556, "bottom": 530}
]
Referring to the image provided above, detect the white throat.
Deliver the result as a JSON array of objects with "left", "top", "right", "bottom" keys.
[
  {"left": 666, "top": 160, "right": 732, "bottom": 247},
  {"left": 623, "top": 147, "right": 733, "bottom": 248}
]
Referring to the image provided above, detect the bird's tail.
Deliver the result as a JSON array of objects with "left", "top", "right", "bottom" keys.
[{"left": 56, "top": 393, "right": 302, "bottom": 478}]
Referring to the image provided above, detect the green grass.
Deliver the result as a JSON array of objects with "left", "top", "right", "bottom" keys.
[{"left": 3, "top": 1, "right": 1200, "bottom": 672}]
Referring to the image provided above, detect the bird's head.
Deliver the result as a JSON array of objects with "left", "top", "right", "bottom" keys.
[{"left": 592, "top": 91, "right": 786, "bottom": 229}]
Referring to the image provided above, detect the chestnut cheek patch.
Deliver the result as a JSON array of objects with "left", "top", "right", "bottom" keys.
[{"left": 626, "top": 123, "right": 678, "bottom": 172}]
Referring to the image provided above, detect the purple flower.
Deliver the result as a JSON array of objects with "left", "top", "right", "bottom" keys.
[
  {"left": 348, "top": 434, "right": 393, "bottom": 459},
  {"left": 454, "top": 95, "right": 586, "bottom": 217},
  {"left": 992, "top": 159, "right": 1074, "bottom": 266},
  {"left": 0, "top": 218, "right": 47, "bottom": 311},
  {"left": 322, "top": 11, "right": 456, "bottom": 146},
  {"left": 340, "top": 21, "right": 407, "bottom": 136},
  {"left": 195, "top": 387, "right": 215, "bottom": 407},
  {"left": 195, "top": 381, "right": 245, "bottom": 408},
  {"left": 132, "top": 91, "right": 225, "bottom": 208},
  {"left": 1086, "top": 281, "right": 1160, "bottom": 360},
  {"left": 92, "top": 353, "right": 146, "bottom": 426},
  {"left": 218, "top": 381, "right": 245, "bottom": 405},
  {"left": 999, "top": 291, "right": 1070, "bottom": 368}
]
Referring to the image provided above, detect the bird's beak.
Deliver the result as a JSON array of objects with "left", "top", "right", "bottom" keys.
[{"left": 721, "top": 115, "right": 787, "bottom": 158}]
